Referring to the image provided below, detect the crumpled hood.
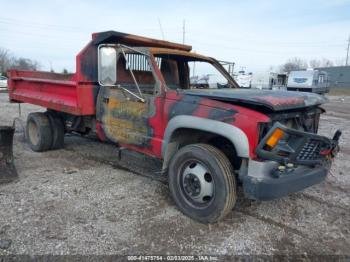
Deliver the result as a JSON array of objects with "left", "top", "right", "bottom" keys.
[{"left": 183, "top": 89, "right": 327, "bottom": 111}]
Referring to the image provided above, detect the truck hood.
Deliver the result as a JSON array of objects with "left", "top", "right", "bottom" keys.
[{"left": 183, "top": 89, "right": 327, "bottom": 111}]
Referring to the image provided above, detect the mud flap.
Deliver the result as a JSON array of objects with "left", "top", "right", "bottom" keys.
[{"left": 0, "top": 126, "right": 18, "bottom": 184}]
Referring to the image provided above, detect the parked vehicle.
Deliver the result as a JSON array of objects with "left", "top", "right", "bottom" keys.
[
  {"left": 234, "top": 70, "right": 252, "bottom": 88},
  {"left": 7, "top": 31, "right": 341, "bottom": 223},
  {"left": 287, "top": 70, "right": 329, "bottom": 94},
  {"left": 0, "top": 76, "right": 8, "bottom": 90},
  {"left": 190, "top": 74, "right": 225, "bottom": 89}
]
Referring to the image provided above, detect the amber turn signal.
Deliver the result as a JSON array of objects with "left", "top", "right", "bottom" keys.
[{"left": 266, "top": 128, "right": 284, "bottom": 148}]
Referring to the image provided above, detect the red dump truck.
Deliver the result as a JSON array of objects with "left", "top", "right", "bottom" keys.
[{"left": 7, "top": 31, "right": 341, "bottom": 223}]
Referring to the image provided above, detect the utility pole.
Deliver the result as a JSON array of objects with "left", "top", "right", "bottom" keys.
[
  {"left": 346, "top": 34, "right": 350, "bottom": 66},
  {"left": 182, "top": 20, "right": 186, "bottom": 44},
  {"left": 157, "top": 18, "right": 165, "bottom": 40},
  {"left": 48, "top": 60, "right": 53, "bottom": 73}
]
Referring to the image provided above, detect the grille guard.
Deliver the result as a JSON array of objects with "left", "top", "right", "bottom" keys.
[{"left": 255, "top": 122, "right": 339, "bottom": 166}]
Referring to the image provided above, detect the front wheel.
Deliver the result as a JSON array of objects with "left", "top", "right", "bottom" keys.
[{"left": 168, "top": 144, "right": 237, "bottom": 223}]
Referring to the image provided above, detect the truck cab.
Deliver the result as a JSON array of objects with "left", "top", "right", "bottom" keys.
[{"left": 7, "top": 31, "right": 341, "bottom": 223}]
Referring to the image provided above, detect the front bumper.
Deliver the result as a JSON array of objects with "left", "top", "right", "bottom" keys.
[
  {"left": 241, "top": 124, "right": 341, "bottom": 200},
  {"left": 241, "top": 160, "right": 328, "bottom": 200},
  {"left": 256, "top": 122, "right": 340, "bottom": 166}
]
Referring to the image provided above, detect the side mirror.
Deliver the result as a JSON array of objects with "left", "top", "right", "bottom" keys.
[{"left": 98, "top": 45, "right": 117, "bottom": 86}]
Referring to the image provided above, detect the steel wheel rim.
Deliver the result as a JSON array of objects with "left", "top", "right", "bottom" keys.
[
  {"left": 179, "top": 159, "right": 214, "bottom": 207},
  {"left": 28, "top": 120, "right": 39, "bottom": 146}
]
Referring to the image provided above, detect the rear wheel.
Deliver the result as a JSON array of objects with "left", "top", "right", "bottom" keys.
[
  {"left": 45, "top": 112, "right": 65, "bottom": 150},
  {"left": 26, "top": 112, "right": 52, "bottom": 152},
  {"left": 168, "top": 143, "right": 237, "bottom": 223}
]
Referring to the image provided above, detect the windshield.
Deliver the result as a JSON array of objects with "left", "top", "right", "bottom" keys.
[{"left": 153, "top": 53, "right": 236, "bottom": 90}]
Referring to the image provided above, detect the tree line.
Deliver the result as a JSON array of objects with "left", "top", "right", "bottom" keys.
[
  {"left": 1, "top": 46, "right": 346, "bottom": 77},
  {"left": 0, "top": 47, "right": 41, "bottom": 76},
  {"left": 279, "top": 57, "right": 346, "bottom": 73}
]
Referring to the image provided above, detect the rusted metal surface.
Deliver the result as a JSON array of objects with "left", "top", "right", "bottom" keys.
[
  {"left": 92, "top": 31, "right": 192, "bottom": 51},
  {"left": 102, "top": 90, "right": 150, "bottom": 146},
  {"left": 182, "top": 89, "right": 327, "bottom": 111},
  {"left": 0, "top": 126, "right": 18, "bottom": 184},
  {"left": 6, "top": 31, "right": 329, "bottom": 161},
  {"left": 150, "top": 48, "right": 208, "bottom": 60}
]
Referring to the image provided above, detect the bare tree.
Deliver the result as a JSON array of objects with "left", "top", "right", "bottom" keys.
[
  {"left": 334, "top": 58, "right": 346, "bottom": 66},
  {"left": 309, "top": 59, "right": 322, "bottom": 68},
  {"left": 309, "top": 58, "right": 337, "bottom": 68},
  {"left": 320, "top": 58, "right": 333, "bottom": 67},
  {"left": 280, "top": 57, "right": 308, "bottom": 73},
  {"left": 11, "top": 57, "right": 40, "bottom": 71},
  {"left": 0, "top": 47, "right": 40, "bottom": 75},
  {"left": 0, "top": 48, "right": 12, "bottom": 76}
]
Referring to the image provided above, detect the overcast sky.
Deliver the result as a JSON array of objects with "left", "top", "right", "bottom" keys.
[{"left": 1, "top": 0, "right": 349, "bottom": 73}]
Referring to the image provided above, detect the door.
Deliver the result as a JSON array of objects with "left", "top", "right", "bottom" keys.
[{"left": 100, "top": 49, "right": 161, "bottom": 150}]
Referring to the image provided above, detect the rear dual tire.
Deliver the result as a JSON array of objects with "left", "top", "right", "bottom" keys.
[
  {"left": 26, "top": 112, "right": 64, "bottom": 152},
  {"left": 45, "top": 112, "right": 65, "bottom": 150},
  {"left": 168, "top": 143, "right": 237, "bottom": 223}
]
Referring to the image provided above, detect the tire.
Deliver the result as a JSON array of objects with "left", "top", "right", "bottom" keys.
[
  {"left": 26, "top": 112, "right": 53, "bottom": 152},
  {"left": 45, "top": 112, "right": 65, "bottom": 150},
  {"left": 168, "top": 143, "right": 237, "bottom": 223}
]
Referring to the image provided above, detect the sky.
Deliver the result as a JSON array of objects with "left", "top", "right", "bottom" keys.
[{"left": 0, "top": 0, "right": 350, "bottom": 73}]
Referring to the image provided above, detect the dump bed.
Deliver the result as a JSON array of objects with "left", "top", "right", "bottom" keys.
[{"left": 7, "top": 70, "right": 96, "bottom": 115}]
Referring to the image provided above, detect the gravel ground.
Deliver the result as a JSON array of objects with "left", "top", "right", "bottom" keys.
[{"left": 0, "top": 93, "right": 349, "bottom": 257}]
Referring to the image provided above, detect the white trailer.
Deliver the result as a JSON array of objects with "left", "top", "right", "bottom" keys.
[
  {"left": 234, "top": 70, "right": 252, "bottom": 88},
  {"left": 250, "top": 71, "right": 273, "bottom": 90},
  {"left": 287, "top": 70, "right": 329, "bottom": 94}
]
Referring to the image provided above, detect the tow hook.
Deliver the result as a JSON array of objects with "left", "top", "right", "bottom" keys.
[
  {"left": 331, "top": 130, "right": 342, "bottom": 158},
  {"left": 333, "top": 130, "right": 342, "bottom": 142}
]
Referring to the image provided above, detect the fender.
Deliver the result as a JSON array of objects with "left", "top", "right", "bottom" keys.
[{"left": 162, "top": 115, "right": 250, "bottom": 168}]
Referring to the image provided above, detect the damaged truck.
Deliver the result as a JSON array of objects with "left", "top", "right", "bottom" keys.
[{"left": 7, "top": 31, "right": 341, "bottom": 223}]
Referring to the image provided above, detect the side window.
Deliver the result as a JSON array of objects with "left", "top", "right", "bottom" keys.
[
  {"left": 116, "top": 52, "right": 156, "bottom": 95},
  {"left": 157, "top": 58, "right": 181, "bottom": 89},
  {"left": 154, "top": 55, "right": 190, "bottom": 90},
  {"left": 188, "top": 61, "right": 228, "bottom": 89}
]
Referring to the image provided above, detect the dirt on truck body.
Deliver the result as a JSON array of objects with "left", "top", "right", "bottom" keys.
[{"left": 7, "top": 31, "right": 341, "bottom": 223}]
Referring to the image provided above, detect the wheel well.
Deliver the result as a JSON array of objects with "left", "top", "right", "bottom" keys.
[
  {"left": 163, "top": 128, "right": 242, "bottom": 171},
  {"left": 46, "top": 110, "right": 92, "bottom": 134}
]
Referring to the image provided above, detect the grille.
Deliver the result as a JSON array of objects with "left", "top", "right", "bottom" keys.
[{"left": 297, "top": 139, "right": 322, "bottom": 161}]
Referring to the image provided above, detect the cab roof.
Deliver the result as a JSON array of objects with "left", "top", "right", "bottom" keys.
[
  {"left": 92, "top": 31, "right": 192, "bottom": 52},
  {"left": 149, "top": 47, "right": 211, "bottom": 61}
]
